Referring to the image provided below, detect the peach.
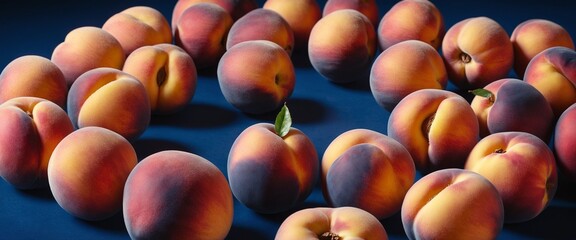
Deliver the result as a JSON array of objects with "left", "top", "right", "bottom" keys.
[
  {"left": 226, "top": 8, "right": 294, "bottom": 55},
  {"left": 321, "top": 129, "right": 415, "bottom": 219},
  {"left": 0, "top": 97, "right": 73, "bottom": 189},
  {"left": 102, "top": 6, "right": 172, "bottom": 56},
  {"left": 470, "top": 78, "right": 554, "bottom": 141},
  {"left": 47, "top": 126, "right": 138, "bottom": 221},
  {"left": 174, "top": 3, "right": 234, "bottom": 70},
  {"left": 123, "top": 150, "right": 233, "bottom": 239},
  {"left": 0, "top": 55, "right": 67, "bottom": 108},
  {"left": 387, "top": 89, "right": 479, "bottom": 173},
  {"left": 122, "top": 43, "right": 197, "bottom": 114},
  {"left": 67, "top": 67, "right": 151, "bottom": 140},
  {"left": 465, "top": 131, "right": 558, "bottom": 223},
  {"left": 401, "top": 168, "right": 504, "bottom": 239},
  {"left": 442, "top": 16, "right": 514, "bottom": 90},
  {"left": 217, "top": 40, "right": 295, "bottom": 114},
  {"left": 322, "top": 0, "right": 379, "bottom": 28},
  {"left": 523, "top": 46, "right": 576, "bottom": 117},
  {"left": 275, "top": 206, "right": 388, "bottom": 240},
  {"left": 171, "top": 0, "right": 257, "bottom": 29},
  {"left": 377, "top": 0, "right": 445, "bottom": 51},
  {"left": 308, "top": 9, "right": 377, "bottom": 83},
  {"left": 370, "top": 40, "right": 447, "bottom": 111},
  {"left": 51, "top": 26, "right": 125, "bottom": 87},
  {"left": 511, "top": 19, "right": 574, "bottom": 78},
  {"left": 554, "top": 103, "right": 576, "bottom": 182}
]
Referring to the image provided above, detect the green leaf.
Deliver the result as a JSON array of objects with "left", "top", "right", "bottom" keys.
[
  {"left": 274, "top": 103, "right": 292, "bottom": 138},
  {"left": 469, "top": 88, "right": 495, "bottom": 103}
]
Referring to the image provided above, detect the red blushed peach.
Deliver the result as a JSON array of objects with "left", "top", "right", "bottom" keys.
[
  {"left": 470, "top": 78, "right": 554, "bottom": 142},
  {"left": 217, "top": 40, "right": 295, "bottom": 114},
  {"left": 227, "top": 122, "right": 318, "bottom": 214},
  {"left": 47, "top": 126, "right": 138, "bottom": 221},
  {"left": 377, "top": 0, "right": 445, "bottom": 51},
  {"left": 102, "top": 6, "right": 172, "bottom": 56},
  {"left": 370, "top": 40, "right": 447, "bottom": 111},
  {"left": 511, "top": 19, "right": 574, "bottom": 78},
  {"left": 387, "top": 89, "right": 479, "bottom": 173},
  {"left": 123, "top": 150, "right": 233, "bottom": 240},
  {"left": 554, "top": 103, "right": 576, "bottom": 182},
  {"left": 51, "top": 26, "right": 125, "bottom": 87},
  {"left": 322, "top": 0, "right": 379, "bottom": 28},
  {"left": 308, "top": 9, "right": 377, "bottom": 83},
  {"left": 0, "top": 55, "right": 67, "bottom": 109},
  {"left": 321, "top": 129, "right": 415, "bottom": 220},
  {"left": 442, "top": 16, "right": 514, "bottom": 90},
  {"left": 465, "top": 131, "right": 558, "bottom": 223},
  {"left": 226, "top": 8, "right": 294, "bottom": 55},
  {"left": 123, "top": 43, "right": 197, "bottom": 114},
  {"left": 67, "top": 67, "right": 151, "bottom": 141},
  {"left": 0, "top": 97, "right": 73, "bottom": 189},
  {"left": 171, "top": 0, "right": 257, "bottom": 29},
  {"left": 174, "top": 3, "right": 233, "bottom": 70},
  {"left": 401, "top": 168, "right": 504, "bottom": 240},
  {"left": 524, "top": 46, "right": 576, "bottom": 117},
  {"left": 275, "top": 206, "right": 388, "bottom": 240}
]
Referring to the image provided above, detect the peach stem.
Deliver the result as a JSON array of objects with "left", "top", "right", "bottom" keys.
[
  {"left": 460, "top": 52, "right": 472, "bottom": 63},
  {"left": 319, "top": 232, "right": 341, "bottom": 240}
]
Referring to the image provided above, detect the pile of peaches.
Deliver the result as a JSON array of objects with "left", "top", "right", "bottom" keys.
[{"left": 1, "top": 0, "right": 575, "bottom": 239}]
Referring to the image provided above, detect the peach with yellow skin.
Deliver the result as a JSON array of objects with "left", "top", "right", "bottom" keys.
[
  {"left": 555, "top": 103, "right": 576, "bottom": 182},
  {"left": 123, "top": 43, "right": 197, "bottom": 114},
  {"left": 323, "top": 0, "right": 379, "bottom": 27},
  {"left": 171, "top": 0, "right": 257, "bottom": 29},
  {"left": 401, "top": 168, "right": 504, "bottom": 240},
  {"left": 321, "top": 129, "right": 415, "bottom": 220},
  {"left": 465, "top": 131, "right": 558, "bottom": 223},
  {"left": 275, "top": 206, "right": 388, "bottom": 240},
  {"left": 0, "top": 97, "right": 73, "bottom": 189}
]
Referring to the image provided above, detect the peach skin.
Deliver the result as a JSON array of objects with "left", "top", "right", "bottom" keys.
[
  {"left": 171, "top": 0, "right": 257, "bottom": 29},
  {"left": 554, "top": 103, "right": 576, "bottom": 182},
  {"left": 322, "top": 0, "right": 379, "bottom": 27}
]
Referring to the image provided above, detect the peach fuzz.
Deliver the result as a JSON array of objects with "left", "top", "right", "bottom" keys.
[
  {"left": 370, "top": 40, "right": 447, "bottom": 111},
  {"left": 465, "top": 131, "right": 558, "bottom": 223},
  {"left": 174, "top": 3, "right": 233, "bottom": 70},
  {"left": 321, "top": 129, "right": 415, "bottom": 219},
  {"left": 401, "top": 168, "right": 504, "bottom": 240},
  {"left": 123, "top": 150, "right": 233, "bottom": 240},
  {"left": 123, "top": 43, "right": 197, "bottom": 114},
  {"left": 554, "top": 103, "right": 576, "bottom": 182},
  {"left": 102, "top": 6, "right": 172, "bottom": 56},
  {"left": 308, "top": 9, "right": 377, "bottom": 83},
  {"left": 275, "top": 206, "right": 388, "bottom": 240},
  {"left": 322, "top": 0, "right": 379, "bottom": 28},
  {"left": 524, "top": 46, "right": 576, "bottom": 117},
  {"left": 511, "top": 19, "right": 574, "bottom": 78},
  {"left": 51, "top": 26, "right": 125, "bottom": 87},
  {"left": 227, "top": 122, "right": 318, "bottom": 214},
  {"left": 171, "top": 0, "right": 257, "bottom": 29},
  {"left": 0, "top": 55, "right": 67, "bottom": 109},
  {"left": 47, "top": 126, "right": 138, "bottom": 221},
  {"left": 0, "top": 97, "right": 73, "bottom": 189},
  {"left": 387, "top": 89, "right": 479, "bottom": 173},
  {"left": 377, "top": 0, "right": 445, "bottom": 51},
  {"left": 442, "top": 16, "right": 514, "bottom": 90},
  {"left": 67, "top": 67, "right": 150, "bottom": 141},
  {"left": 226, "top": 8, "right": 295, "bottom": 55}
]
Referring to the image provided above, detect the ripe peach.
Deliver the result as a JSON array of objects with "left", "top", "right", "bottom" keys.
[
  {"left": 217, "top": 40, "right": 295, "bottom": 114},
  {"left": 387, "top": 89, "right": 479, "bottom": 173},
  {"left": 0, "top": 55, "right": 67, "bottom": 108},
  {"left": 554, "top": 103, "right": 576, "bottom": 182},
  {"left": 322, "top": 0, "right": 379, "bottom": 27},
  {"left": 370, "top": 40, "right": 447, "bottom": 111},
  {"left": 102, "top": 6, "right": 172, "bottom": 56},
  {"left": 51, "top": 26, "right": 125, "bottom": 87},
  {"left": 67, "top": 67, "right": 151, "bottom": 140},
  {"left": 47, "top": 126, "right": 138, "bottom": 221},
  {"left": 377, "top": 0, "right": 445, "bottom": 51},
  {"left": 123, "top": 150, "right": 233, "bottom": 240},
  {"left": 122, "top": 43, "right": 197, "bottom": 114},
  {"left": 174, "top": 3, "right": 233, "bottom": 70},
  {"left": 226, "top": 8, "right": 294, "bottom": 55},
  {"left": 275, "top": 206, "right": 388, "bottom": 240},
  {"left": 442, "top": 16, "right": 514, "bottom": 90},
  {"left": 465, "top": 131, "right": 558, "bottom": 223},
  {"left": 321, "top": 129, "right": 415, "bottom": 219},
  {"left": 308, "top": 9, "right": 377, "bottom": 83},
  {"left": 0, "top": 97, "right": 73, "bottom": 189},
  {"left": 171, "top": 0, "right": 257, "bottom": 29},
  {"left": 511, "top": 19, "right": 574, "bottom": 78},
  {"left": 401, "top": 168, "right": 504, "bottom": 239}
]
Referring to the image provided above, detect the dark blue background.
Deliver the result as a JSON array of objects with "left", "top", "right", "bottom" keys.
[{"left": 1, "top": 1, "right": 575, "bottom": 239}]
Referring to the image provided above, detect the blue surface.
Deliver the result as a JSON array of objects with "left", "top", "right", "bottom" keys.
[{"left": 1, "top": 0, "right": 576, "bottom": 239}]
